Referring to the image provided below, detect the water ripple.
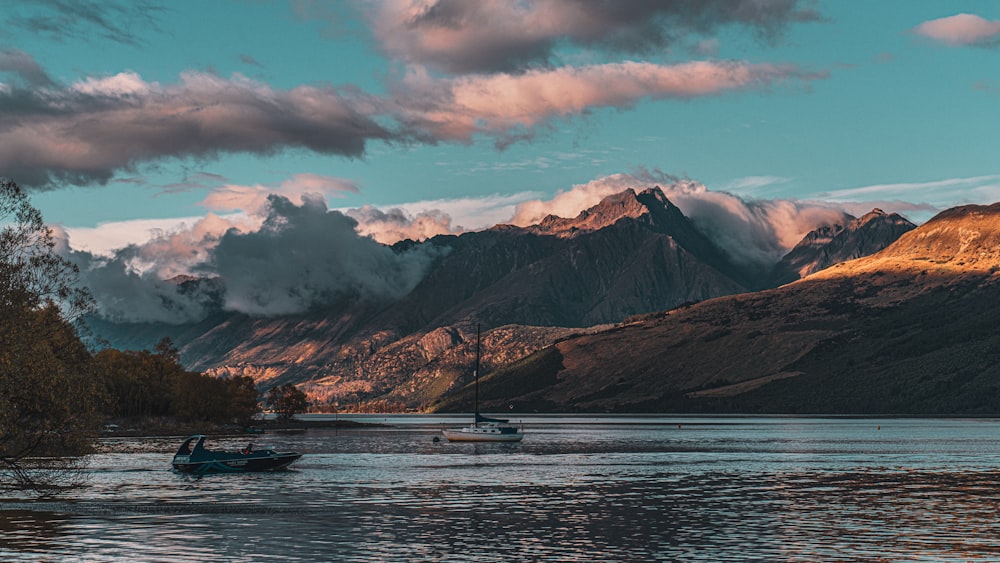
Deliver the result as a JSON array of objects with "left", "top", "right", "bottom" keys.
[{"left": 3, "top": 417, "right": 1000, "bottom": 561}]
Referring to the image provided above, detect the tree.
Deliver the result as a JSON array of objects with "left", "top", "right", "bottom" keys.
[
  {"left": 266, "top": 383, "right": 309, "bottom": 422},
  {"left": 225, "top": 375, "right": 262, "bottom": 427},
  {"left": 91, "top": 344, "right": 261, "bottom": 425},
  {"left": 0, "top": 179, "right": 99, "bottom": 492}
]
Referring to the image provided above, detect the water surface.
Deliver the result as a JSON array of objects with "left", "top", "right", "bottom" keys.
[{"left": 3, "top": 416, "right": 1000, "bottom": 561}]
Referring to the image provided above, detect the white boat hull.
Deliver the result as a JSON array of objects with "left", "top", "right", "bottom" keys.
[{"left": 442, "top": 426, "right": 524, "bottom": 442}]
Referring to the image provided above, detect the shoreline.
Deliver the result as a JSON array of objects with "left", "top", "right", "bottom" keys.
[{"left": 100, "top": 417, "right": 388, "bottom": 438}]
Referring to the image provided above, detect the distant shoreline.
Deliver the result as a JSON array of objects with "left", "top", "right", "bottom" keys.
[{"left": 100, "top": 417, "right": 388, "bottom": 438}]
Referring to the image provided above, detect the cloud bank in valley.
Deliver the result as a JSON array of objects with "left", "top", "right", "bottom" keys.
[
  {"left": 211, "top": 194, "right": 443, "bottom": 316},
  {"left": 68, "top": 166, "right": 948, "bottom": 324},
  {"left": 67, "top": 194, "right": 447, "bottom": 323}
]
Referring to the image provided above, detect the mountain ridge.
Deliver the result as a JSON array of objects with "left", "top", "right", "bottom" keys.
[
  {"left": 88, "top": 187, "right": 919, "bottom": 410},
  {"left": 432, "top": 202, "right": 1000, "bottom": 415}
]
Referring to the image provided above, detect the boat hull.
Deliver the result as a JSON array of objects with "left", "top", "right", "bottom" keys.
[
  {"left": 172, "top": 453, "right": 302, "bottom": 474},
  {"left": 171, "top": 435, "right": 302, "bottom": 474},
  {"left": 442, "top": 428, "right": 524, "bottom": 442}
]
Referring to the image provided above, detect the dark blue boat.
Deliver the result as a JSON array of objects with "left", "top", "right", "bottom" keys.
[{"left": 171, "top": 435, "right": 302, "bottom": 473}]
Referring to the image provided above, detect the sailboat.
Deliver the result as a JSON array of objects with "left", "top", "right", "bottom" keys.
[{"left": 442, "top": 324, "right": 524, "bottom": 442}]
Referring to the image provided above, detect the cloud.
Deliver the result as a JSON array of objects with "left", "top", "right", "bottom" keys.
[
  {"left": 4, "top": 53, "right": 824, "bottom": 188},
  {"left": 0, "top": 71, "right": 394, "bottom": 188},
  {"left": 379, "top": 192, "right": 541, "bottom": 232},
  {"left": 912, "top": 13, "right": 1000, "bottom": 47},
  {"left": 338, "top": 191, "right": 541, "bottom": 245},
  {"left": 395, "top": 60, "right": 827, "bottom": 147},
  {"left": 820, "top": 175, "right": 1000, "bottom": 207},
  {"left": 56, "top": 225, "right": 223, "bottom": 324},
  {"left": 2, "top": 0, "right": 164, "bottom": 46},
  {"left": 511, "top": 170, "right": 851, "bottom": 268},
  {"left": 211, "top": 194, "right": 444, "bottom": 316},
  {"left": 364, "top": 0, "right": 821, "bottom": 74},
  {"left": 240, "top": 54, "right": 264, "bottom": 68},
  {"left": 66, "top": 194, "right": 446, "bottom": 322},
  {"left": 64, "top": 215, "right": 221, "bottom": 258},
  {"left": 0, "top": 49, "right": 54, "bottom": 86},
  {"left": 717, "top": 175, "right": 793, "bottom": 194},
  {"left": 72, "top": 168, "right": 958, "bottom": 322},
  {"left": 75, "top": 250, "right": 220, "bottom": 324},
  {"left": 343, "top": 206, "right": 458, "bottom": 245},
  {"left": 201, "top": 173, "right": 361, "bottom": 215}
]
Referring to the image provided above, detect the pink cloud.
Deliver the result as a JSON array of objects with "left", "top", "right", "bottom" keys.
[
  {"left": 5, "top": 57, "right": 823, "bottom": 188},
  {"left": 201, "top": 173, "right": 361, "bottom": 215},
  {"left": 345, "top": 206, "right": 458, "bottom": 244},
  {"left": 912, "top": 13, "right": 1000, "bottom": 46},
  {"left": 399, "top": 60, "right": 826, "bottom": 144}
]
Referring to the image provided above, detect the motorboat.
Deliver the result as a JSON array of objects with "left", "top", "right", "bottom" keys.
[
  {"left": 442, "top": 324, "right": 524, "bottom": 442},
  {"left": 171, "top": 435, "right": 302, "bottom": 473}
]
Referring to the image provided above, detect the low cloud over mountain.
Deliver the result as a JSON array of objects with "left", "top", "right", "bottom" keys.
[
  {"left": 67, "top": 194, "right": 445, "bottom": 323},
  {"left": 67, "top": 174, "right": 914, "bottom": 325}
]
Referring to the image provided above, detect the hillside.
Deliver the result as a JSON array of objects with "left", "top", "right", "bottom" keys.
[
  {"left": 89, "top": 187, "right": 916, "bottom": 410},
  {"left": 433, "top": 202, "right": 1000, "bottom": 415}
]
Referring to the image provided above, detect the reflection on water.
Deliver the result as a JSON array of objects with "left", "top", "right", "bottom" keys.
[{"left": 3, "top": 417, "right": 1000, "bottom": 561}]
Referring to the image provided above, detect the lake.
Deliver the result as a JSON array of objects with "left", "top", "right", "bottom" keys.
[{"left": 2, "top": 415, "right": 1000, "bottom": 561}]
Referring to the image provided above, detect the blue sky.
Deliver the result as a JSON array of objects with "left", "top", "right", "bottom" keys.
[{"left": 2, "top": 0, "right": 1000, "bottom": 259}]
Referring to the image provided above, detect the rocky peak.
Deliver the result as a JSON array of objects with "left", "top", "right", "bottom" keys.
[
  {"left": 770, "top": 208, "right": 916, "bottom": 286},
  {"left": 532, "top": 188, "right": 650, "bottom": 237},
  {"left": 854, "top": 208, "right": 885, "bottom": 225}
]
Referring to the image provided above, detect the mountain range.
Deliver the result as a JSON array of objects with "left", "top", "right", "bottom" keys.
[
  {"left": 435, "top": 202, "right": 1000, "bottom": 415},
  {"left": 91, "top": 186, "right": 933, "bottom": 412}
]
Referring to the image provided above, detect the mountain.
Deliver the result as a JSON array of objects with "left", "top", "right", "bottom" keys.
[
  {"left": 92, "top": 187, "right": 760, "bottom": 407},
  {"left": 432, "top": 203, "right": 1000, "bottom": 415},
  {"left": 89, "top": 187, "right": 919, "bottom": 411},
  {"left": 769, "top": 209, "right": 916, "bottom": 286}
]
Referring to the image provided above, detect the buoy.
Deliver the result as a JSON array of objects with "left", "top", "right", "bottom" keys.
[
  {"left": 432, "top": 436, "right": 440, "bottom": 443},
  {"left": 677, "top": 424, "right": 681, "bottom": 429}
]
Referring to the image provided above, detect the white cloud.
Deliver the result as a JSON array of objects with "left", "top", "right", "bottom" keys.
[
  {"left": 820, "top": 175, "right": 1000, "bottom": 205},
  {"left": 510, "top": 170, "right": 851, "bottom": 267},
  {"left": 718, "top": 175, "right": 793, "bottom": 193},
  {"left": 912, "top": 13, "right": 1000, "bottom": 47},
  {"left": 64, "top": 215, "right": 214, "bottom": 257}
]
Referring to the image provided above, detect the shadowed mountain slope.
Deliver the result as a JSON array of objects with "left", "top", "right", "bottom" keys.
[
  {"left": 91, "top": 187, "right": 760, "bottom": 406},
  {"left": 90, "top": 187, "right": 923, "bottom": 410},
  {"left": 433, "top": 203, "right": 1000, "bottom": 415}
]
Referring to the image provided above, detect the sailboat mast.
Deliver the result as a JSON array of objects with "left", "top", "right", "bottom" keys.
[{"left": 474, "top": 323, "right": 480, "bottom": 427}]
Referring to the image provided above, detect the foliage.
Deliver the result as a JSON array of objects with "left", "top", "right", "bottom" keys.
[
  {"left": 0, "top": 179, "right": 99, "bottom": 492},
  {"left": 266, "top": 383, "right": 309, "bottom": 421},
  {"left": 91, "top": 337, "right": 261, "bottom": 425},
  {"left": 1, "top": 180, "right": 263, "bottom": 492}
]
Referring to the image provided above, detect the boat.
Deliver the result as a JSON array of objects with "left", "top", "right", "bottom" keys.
[
  {"left": 171, "top": 435, "right": 302, "bottom": 473},
  {"left": 442, "top": 324, "right": 524, "bottom": 442}
]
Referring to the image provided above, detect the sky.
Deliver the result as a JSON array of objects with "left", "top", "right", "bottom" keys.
[{"left": 2, "top": 0, "right": 1000, "bottom": 322}]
